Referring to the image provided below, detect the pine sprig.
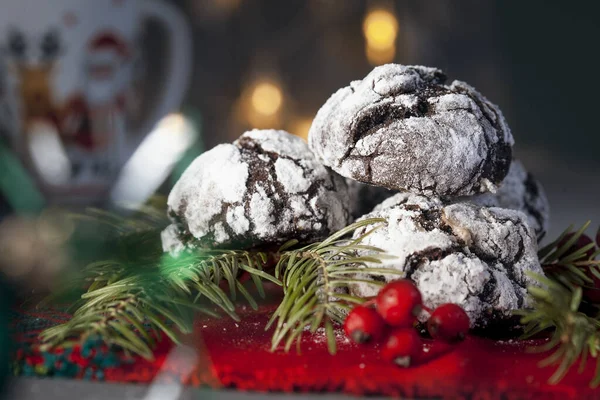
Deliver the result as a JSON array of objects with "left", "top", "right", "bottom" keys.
[
  {"left": 40, "top": 249, "right": 279, "bottom": 360},
  {"left": 39, "top": 205, "right": 402, "bottom": 360},
  {"left": 538, "top": 221, "right": 600, "bottom": 290},
  {"left": 516, "top": 273, "right": 600, "bottom": 386},
  {"left": 266, "top": 218, "right": 401, "bottom": 354},
  {"left": 517, "top": 222, "right": 600, "bottom": 387},
  {"left": 39, "top": 204, "right": 281, "bottom": 360},
  {"left": 158, "top": 249, "right": 280, "bottom": 320},
  {"left": 39, "top": 277, "right": 204, "bottom": 360}
]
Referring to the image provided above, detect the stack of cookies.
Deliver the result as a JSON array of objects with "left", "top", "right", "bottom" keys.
[
  {"left": 163, "top": 63, "right": 550, "bottom": 329},
  {"left": 308, "top": 64, "right": 549, "bottom": 328}
]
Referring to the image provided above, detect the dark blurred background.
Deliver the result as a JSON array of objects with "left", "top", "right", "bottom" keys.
[
  {"left": 176, "top": 0, "right": 599, "bottom": 156},
  {"left": 165, "top": 0, "right": 599, "bottom": 236}
]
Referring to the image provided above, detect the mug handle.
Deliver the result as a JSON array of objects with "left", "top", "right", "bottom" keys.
[{"left": 134, "top": 0, "right": 192, "bottom": 140}]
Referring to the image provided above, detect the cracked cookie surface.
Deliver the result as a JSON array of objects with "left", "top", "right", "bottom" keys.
[
  {"left": 308, "top": 64, "right": 514, "bottom": 197},
  {"left": 162, "top": 129, "right": 350, "bottom": 252},
  {"left": 450, "top": 160, "right": 550, "bottom": 240},
  {"left": 348, "top": 192, "right": 542, "bottom": 328}
]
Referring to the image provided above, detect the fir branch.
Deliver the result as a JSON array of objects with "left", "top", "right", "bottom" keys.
[
  {"left": 38, "top": 203, "right": 281, "bottom": 360},
  {"left": 159, "top": 249, "right": 280, "bottom": 320},
  {"left": 40, "top": 249, "right": 280, "bottom": 359},
  {"left": 538, "top": 221, "right": 600, "bottom": 292},
  {"left": 39, "top": 280, "right": 201, "bottom": 360},
  {"left": 266, "top": 218, "right": 401, "bottom": 354},
  {"left": 517, "top": 222, "right": 600, "bottom": 387},
  {"left": 517, "top": 273, "right": 600, "bottom": 386},
  {"left": 39, "top": 204, "right": 402, "bottom": 360},
  {"left": 36, "top": 202, "right": 170, "bottom": 309}
]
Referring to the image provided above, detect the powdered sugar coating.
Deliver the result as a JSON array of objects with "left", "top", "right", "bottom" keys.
[
  {"left": 275, "top": 158, "right": 311, "bottom": 193},
  {"left": 451, "top": 160, "right": 550, "bottom": 240},
  {"left": 348, "top": 192, "right": 542, "bottom": 328},
  {"left": 413, "top": 254, "right": 492, "bottom": 322},
  {"left": 161, "top": 224, "right": 186, "bottom": 255},
  {"left": 167, "top": 144, "right": 249, "bottom": 242},
  {"left": 309, "top": 64, "right": 513, "bottom": 197},
  {"left": 163, "top": 129, "right": 350, "bottom": 250}
]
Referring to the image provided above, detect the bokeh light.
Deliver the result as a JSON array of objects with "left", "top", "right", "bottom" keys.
[
  {"left": 363, "top": 9, "right": 398, "bottom": 65},
  {"left": 289, "top": 117, "right": 313, "bottom": 141},
  {"left": 0, "top": 212, "right": 70, "bottom": 287},
  {"left": 110, "top": 113, "right": 196, "bottom": 208},
  {"left": 366, "top": 45, "right": 396, "bottom": 66},
  {"left": 363, "top": 9, "right": 398, "bottom": 50},
  {"left": 237, "top": 78, "right": 285, "bottom": 129},
  {"left": 250, "top": 81, "right": 283, "bottom": 117}
]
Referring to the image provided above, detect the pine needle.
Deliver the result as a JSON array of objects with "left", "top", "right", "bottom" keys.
[
  {"left": 268, "top": 218, "right": 402, "bottom": 354},
  {"left": 518, "top": 222, "right": 600, "bottom": 387},
  {"left": 38, "top": 203, "right": 281, "bottom": 360}
]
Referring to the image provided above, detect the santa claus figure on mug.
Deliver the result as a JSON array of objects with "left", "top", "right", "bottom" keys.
[{"left": 62, "top": 31, "right": 132, "bottom": 182}]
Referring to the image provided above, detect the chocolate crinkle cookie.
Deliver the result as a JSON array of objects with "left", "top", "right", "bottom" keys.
[
  {"left": 450, "top": 160, "right": 550, "bottom": 240},
  {"left": 308, "top": 63, "right": 514, "bottom": 197},
  {"left": 162, "top": 129, "right": 350, "bottom": 253},
  {"left": 348, "top": 192, "right": 543, "bottom": 328},
  {"left": 345, "top": 178, "right": 396, "bottom": 220}
]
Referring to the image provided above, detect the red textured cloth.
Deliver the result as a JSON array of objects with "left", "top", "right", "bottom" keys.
[{"left": 12, "top": 298, "right": 600, "bottom": 399}]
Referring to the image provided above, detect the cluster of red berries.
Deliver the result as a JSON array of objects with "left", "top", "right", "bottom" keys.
[
  {"left": 558, "top": 232, "right": 600, "bottom": 302},
  {"left": 343, "top": 279, "right": 469, "bottom": 367}
]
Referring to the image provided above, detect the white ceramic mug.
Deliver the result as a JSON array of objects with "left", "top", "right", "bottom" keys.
[{"left": 0, "top": 0, "right": 191, "bottom": 204}]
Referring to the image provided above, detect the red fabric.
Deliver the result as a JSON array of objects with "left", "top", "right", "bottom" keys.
[{"left": 12, "top": 297, "right": 600, "bottom": 398}]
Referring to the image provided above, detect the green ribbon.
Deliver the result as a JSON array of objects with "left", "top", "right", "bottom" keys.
[{"left": 0, "top": 138, "right": 45, "bottom": 214}]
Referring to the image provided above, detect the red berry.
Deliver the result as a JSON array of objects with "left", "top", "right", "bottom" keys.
[
  {"left": 427, "top": 303, "right": 470, "bottom": 343},
  {"left": 343, "top": 305, "right": 386, "bottom": 344},
  {"left": 381, "top": 328, "right": 422, "bottom": 367},
  {"left": 376, "top": 280, "right": 422, "bottom": 327},
  {"left": 558, "top": 233, "right": 596, "bottom": 260}
]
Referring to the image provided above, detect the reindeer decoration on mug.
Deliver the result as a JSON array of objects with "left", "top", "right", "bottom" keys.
[{"left": 6, "top": 28, "right": 63, "bottom": 137}]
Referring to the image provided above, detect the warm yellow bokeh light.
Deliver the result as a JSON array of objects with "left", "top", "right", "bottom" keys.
[
  {"left": 290, "top": 118, "right": 313, "bottom": 141},
  {"left": 366, "top": 45, "right": 396, "bottom": 66},
  {"left": 363, "top": 9, "right": 398, "bottom": 51},
  {"left": 250, "top": 82, "right": 283, "bottom": 117}
]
